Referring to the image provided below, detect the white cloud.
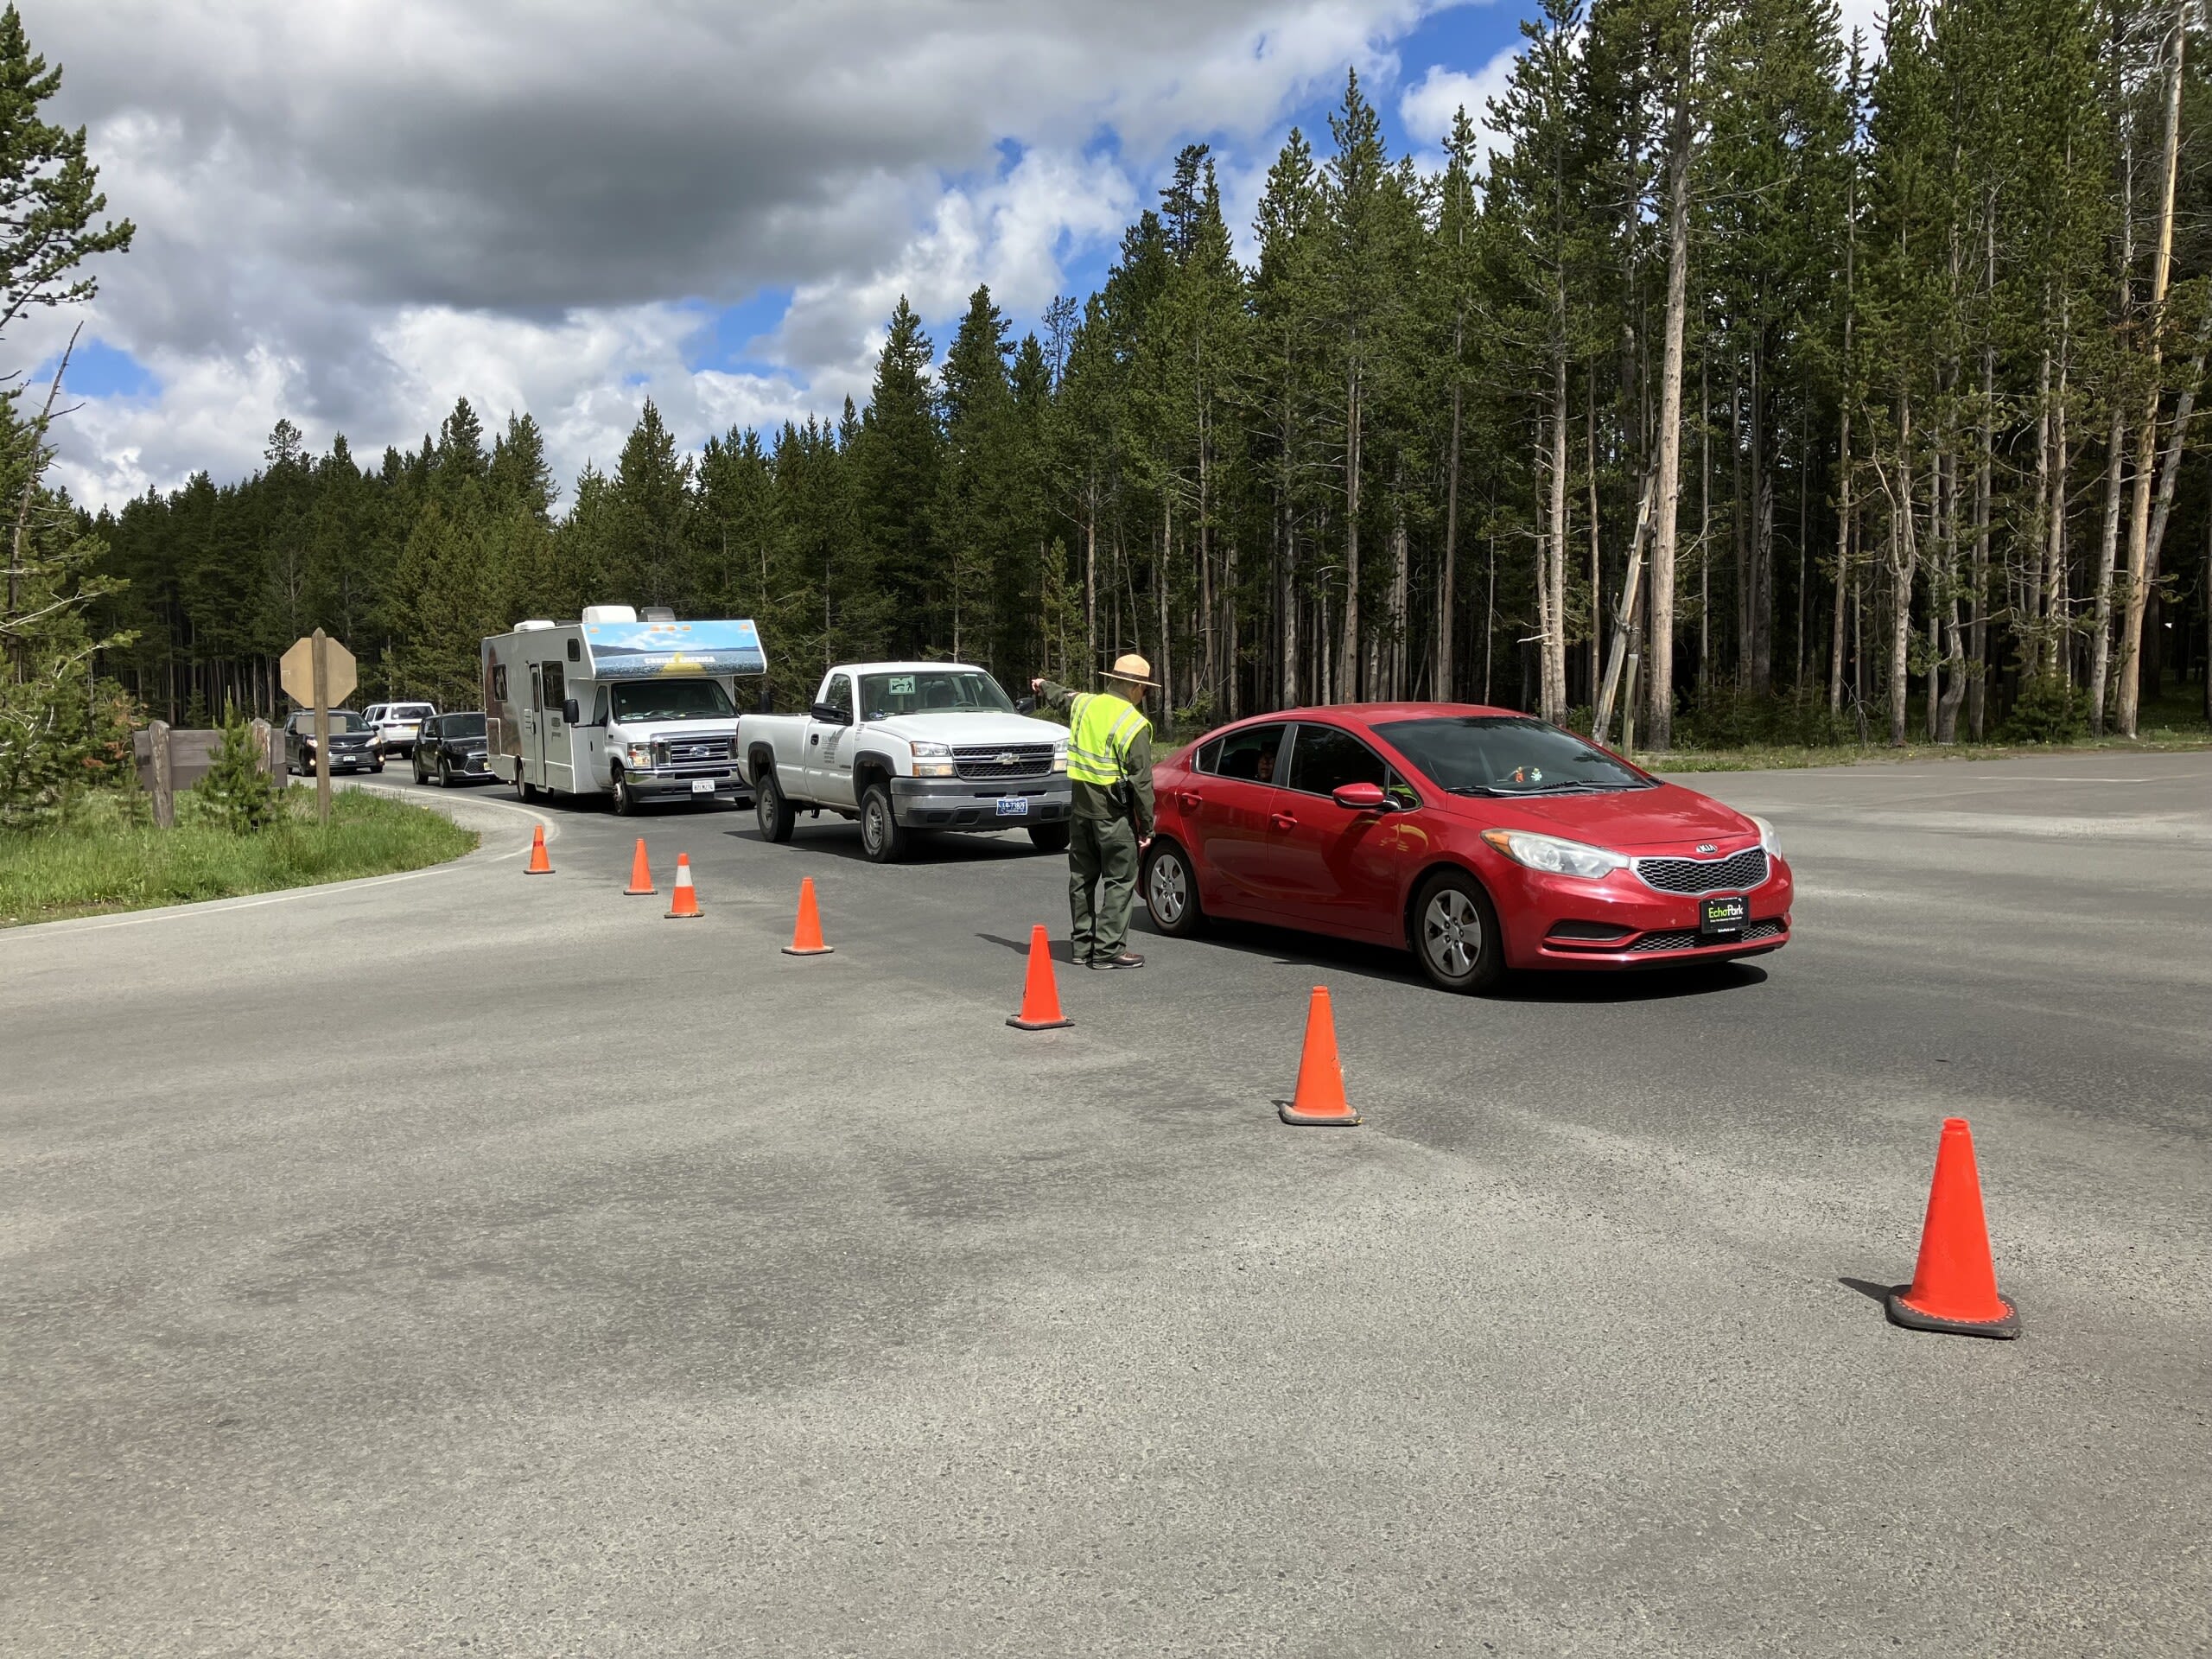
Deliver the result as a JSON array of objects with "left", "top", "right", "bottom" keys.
[
  {"left": 1399, "top": 47, "right": 1518, "bottom": 175},
  {"left": 30, "top": 0, "right": 1465, "bottom": 506}
]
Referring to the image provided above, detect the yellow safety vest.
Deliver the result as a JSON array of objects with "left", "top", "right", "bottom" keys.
[{"left": 1066, "top": 691, "right": 1148, "bottom": 787}]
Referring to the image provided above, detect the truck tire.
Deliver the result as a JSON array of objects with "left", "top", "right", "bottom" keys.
[
  {"left": 611, "top": 766, "right": 639, "bottom": 817},
  {"left": 859, "top": 782, "right": 906, "bottom": 863},
  {"left": 755, "top": 770, "right": 796, "bottom": 842},
  {"left": 1027, "top": 823, "right": 1071, "bottom": 854}
]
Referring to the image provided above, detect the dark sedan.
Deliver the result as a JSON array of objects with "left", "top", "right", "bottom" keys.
[
  {"left": 283, "top": 709, "right": 382, "bottom": 775},
  {"left": 412, "top": 711, "right": 493, "bottom": 785}
]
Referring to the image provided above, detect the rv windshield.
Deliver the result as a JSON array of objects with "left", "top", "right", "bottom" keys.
[
  {"left": 609, "top": 679, "right": 736, "bottom": 722},
  {"left": 857, "top": 670, "right": 1015, "bottom": 719}
]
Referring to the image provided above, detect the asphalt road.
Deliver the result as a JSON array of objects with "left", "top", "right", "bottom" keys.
[{"left": 3, "top": 751, "right": 2208, "bottom": 1657}]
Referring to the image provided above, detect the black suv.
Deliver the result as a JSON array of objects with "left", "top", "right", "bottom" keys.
[
  {"left": 413, "top": 712, "right": 492, "bottom": 785},
  {"left": 284, "top": 709, "right": 382, "bottom": 774}
]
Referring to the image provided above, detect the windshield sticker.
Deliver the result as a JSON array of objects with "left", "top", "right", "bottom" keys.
[{"left": 887, "top": 675, "right": 916, "bottom": 694}]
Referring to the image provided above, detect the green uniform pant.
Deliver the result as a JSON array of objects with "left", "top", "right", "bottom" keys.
[{"left": 1068, "top": 814, "right": 1141, "bottom": 961}]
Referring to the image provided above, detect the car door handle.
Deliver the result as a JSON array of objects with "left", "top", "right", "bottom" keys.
[
  {"left": 1269, "top": 811, "right": 1298, "bottom": 830},
  {"left": 1178, "top": 791, "right": 1203, "bottom": 811}
]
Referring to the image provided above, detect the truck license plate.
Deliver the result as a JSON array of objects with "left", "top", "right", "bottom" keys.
[
  {"left": 691, "top": 779, "right": 715, "bottom": 794},
  {"left": 996, "top": 796, "right": 1030, "bottom": 817}
]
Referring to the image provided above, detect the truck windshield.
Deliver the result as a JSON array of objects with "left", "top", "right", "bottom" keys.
[
  {"left": 857, "top": 671, "right": 1015, "bottom": 718},
  {"left": 610, "top": 680, "right": 735, "bottom": 721}
]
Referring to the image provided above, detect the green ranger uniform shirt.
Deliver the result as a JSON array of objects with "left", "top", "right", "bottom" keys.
[{"left": 1038, "top": 680, "right": 1155, "bottom": 836}]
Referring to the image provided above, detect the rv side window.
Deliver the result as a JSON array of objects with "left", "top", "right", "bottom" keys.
[
  {"left": 567, "top": 639, "right": 581, "bottom": 662},
  {"left": 543, "top": 662, "right": 566, "bottom": 709},
  {"left": 492, "top": 664, "right": 508, "bottom": 701},
  {"left": 592, "top": 685, "right": 609, "bottom": 726}
]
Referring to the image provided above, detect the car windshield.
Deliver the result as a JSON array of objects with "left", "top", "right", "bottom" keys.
[
  {"left": 1376, "top": 715, "right": 1651, "bottom": 795},
  {"left": 444, "top": 713, "right": 486, "bottom": 737},
  {"left": 857, "top": 670, "right": 1014, "bottom": 719},
  {"left": 610, "top": 679, "right": 734, "bottom": 721}
]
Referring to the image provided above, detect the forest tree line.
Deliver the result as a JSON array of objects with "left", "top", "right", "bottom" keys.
[{"left": 73, "top": 0, "right": 2212, "bottom": 750}]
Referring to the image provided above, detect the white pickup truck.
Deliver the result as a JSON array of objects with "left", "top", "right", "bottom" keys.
[{"left": 736, "top": 661, "right": 1074, "bottom": 861}]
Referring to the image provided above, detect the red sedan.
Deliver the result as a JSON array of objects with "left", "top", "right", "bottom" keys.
[{"left": 1141, "top": 704, "right": 1792, "bottom": 993}]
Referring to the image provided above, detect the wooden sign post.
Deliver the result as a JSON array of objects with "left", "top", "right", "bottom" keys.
[{"left": 279, "top": 629, "right": 359, "bottom": 826}]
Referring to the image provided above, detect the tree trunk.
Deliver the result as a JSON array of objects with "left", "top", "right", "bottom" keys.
[
  {"left": 1439, "top": 332, "right": 1463, "bottom": 701},
  {"left": 1341, "top": 359, "right": 1363, "bottom": 702},
  {"left": 1645, "top": 76, "right": 1689, "bottom": 747},
  {"left": 2118, "top": 1, "right": 2186, "bottom": 737},
  {"left": 1889, "top": 398, "right": 1916, "bottom": 747},
  {"left": 1544, "top": 355, "right": 1572, "bottom": 722},
  {"left": 2089, "top": 404, "right": 2126, "bottom": 730},
  {"left": 1829, "top": 403, "right": 1852, "bottom": 716}
]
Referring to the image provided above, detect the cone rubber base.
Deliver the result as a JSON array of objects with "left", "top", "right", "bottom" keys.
[
  {"left": 665, "top": 909, "right": 702, "bottom": 919},
  {"left": 1007, "top": 1014, "right": 1072, "bottom": 1031},
  {"left": 781, "top": 944, "right": 834, "bottom": 956},
  {"left": 1885, "top": 1287, "right": 2020, "bottom": 1339},
  {"left": 626, "top": 883, "right": 657, "bottom": 895},
  {"left": 525, "top": 868, "right": 554, "bottom": 875},
  {"left": 1275, "top": 1100, "right": 1361, "bottom": 1127}
]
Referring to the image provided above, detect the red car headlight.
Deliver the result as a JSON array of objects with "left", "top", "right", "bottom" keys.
[{"left": 1480, "top": 828, "right": 1630, "bottom": 880}]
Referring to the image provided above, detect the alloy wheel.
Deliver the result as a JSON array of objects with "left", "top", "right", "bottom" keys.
[
  {"left": 1149, "top": 855, "right": 1187, "bottom": 925},
  {"left": 1422, "top": 887, "right": 1482, "bottom": 981}
]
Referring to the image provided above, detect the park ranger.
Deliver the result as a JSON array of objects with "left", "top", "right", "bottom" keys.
[{"left": 1031, "top": 654, "right": 1158, "bottom": 969}]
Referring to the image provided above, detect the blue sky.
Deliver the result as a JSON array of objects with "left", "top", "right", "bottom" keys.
[{"left": 33, "top": 0, "right": 1537, "bottom": 510}]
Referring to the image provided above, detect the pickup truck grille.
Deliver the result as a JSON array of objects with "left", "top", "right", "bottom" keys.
[
  {"left": 953, "top": 743, "right": 1056, "bottom": 781},
  {"left": 1632, "top": 847, "right": 1769, "bottom": 894}
]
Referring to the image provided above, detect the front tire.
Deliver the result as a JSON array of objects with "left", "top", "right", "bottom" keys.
[
  {"left": 413, "top": 754, "right": 429, "bottom": 785},
  {"left": 755, "top": 771, "right": 795, "bottom": 842},
  {"left": 437, "top": 757, "right": 454, "bottom": 787},
  {"left": 611, "top": 766, "right": 639, "bottom": 817},
  {"left": 1027, "top": 823, "right": 1070, "bottom": 854},
  {"left": 1143, "top": 839, "right": 1205, "bottom": 938},
  {"left": 859, "top": 783, "right": 906, "bottom": 863},
  {"left": 1412, "top": 869, "right": 1506, "bottom": 995}
]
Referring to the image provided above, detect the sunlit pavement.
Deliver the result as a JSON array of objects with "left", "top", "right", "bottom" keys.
[{"left": 3, "top": 753, "right": 2207, "bottom": 1656}]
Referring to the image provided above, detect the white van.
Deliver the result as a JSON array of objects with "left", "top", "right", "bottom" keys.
[{"left": 481, "top": 606, "right": 766, "bottom": 814}]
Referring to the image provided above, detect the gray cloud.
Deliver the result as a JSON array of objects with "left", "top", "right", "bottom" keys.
[{"left": 28, "top": 0, "right": 1446, "bottom": 505}]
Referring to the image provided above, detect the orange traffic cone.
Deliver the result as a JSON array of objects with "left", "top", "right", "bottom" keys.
[
  {"left": 782, "top": 875, "right": 834, "bottom": 956},
  {"left": 1276, "top": 986, "right": 1360, "bottom": 1126},
  {"left": 1886, "top": 1117, "right": 2020, "bottom": 1338},
  {"left": 623, "top": 837, "right": 656, "bottom": 895},
  {"left": 664, "top": 854, "right": 702, "bottom": 918},
  {"left": 1007, "top": 924, "right": 1074, "bottom": 1030},
  {"left": 524, "top": 823, "right": 553, "bottom": 875}
]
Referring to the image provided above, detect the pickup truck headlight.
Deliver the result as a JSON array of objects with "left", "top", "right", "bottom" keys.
[
  {"left": 1052, "top": 741, "right": 1068, "bottom": 773},
  {"left": 1479, "top": 828, "right": 1630, "bottom": 880},
  {"left": 911, "top": 741, "right": 951, "bottom": 758},
  {"left": 911, "top": 741, "right": 956, "bottom": 779}
]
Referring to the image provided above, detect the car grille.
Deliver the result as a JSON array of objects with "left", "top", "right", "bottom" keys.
[
  {"left": 653, "top": 736, "right": 734, "bottom": 775},
  {"left": 1630, "top": 918, "right": 1785, "bottom": 953},
  {"left": 1633, "top": 847, "right": 1769, "bottom": 894},
  {"left": 953, "top": 743, "right": 1056, "bottom": 780}
]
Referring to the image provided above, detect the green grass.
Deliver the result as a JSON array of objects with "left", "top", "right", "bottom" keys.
[
  {"left": 0, "top": 787, "right": 479, "bottom": 927},
  {"left": 1642, "top": 680, "right": 2210, "bottom": 772}
]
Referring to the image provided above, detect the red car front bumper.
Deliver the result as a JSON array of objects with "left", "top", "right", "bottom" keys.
[{"left": 1490, "top": 858, "right": 1795, "bottom": 971}]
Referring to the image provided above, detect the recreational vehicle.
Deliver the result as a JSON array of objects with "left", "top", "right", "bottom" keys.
[{"left": 481, "top": 607, "right": 766, "bottom": 814}]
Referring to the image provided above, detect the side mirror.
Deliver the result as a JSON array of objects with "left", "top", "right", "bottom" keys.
[
  {"left": 1332, "top": 781, "right": 1389, "bottom": 812},
  {"left": 1015, "top": 696, "right": 1038, "bottom": 715},
  {"left": 809, "top": 701, "right": 849, "bottom": 726},
  {"left": 562, "top": 698, "right": 580, "bottom": 724}
]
